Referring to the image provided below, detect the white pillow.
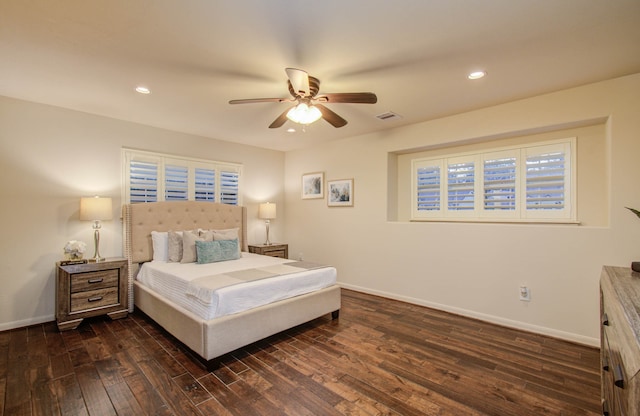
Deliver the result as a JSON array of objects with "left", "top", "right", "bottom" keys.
[
  {"left": 151, "top": 231, "right": 169, "bottom": 262},
  {"left": 181, "top": 231, "right": 212, "bottom": 263},
  {"left": 211, "top": 228, "right": 241, "bottom": 257},
  {"left": 168, "top": 230, "right": 195, "bottom": 262}
]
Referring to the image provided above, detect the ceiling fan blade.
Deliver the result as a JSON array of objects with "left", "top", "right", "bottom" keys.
[
  {"left": 316, "top": 92, "right": 377, "bottom": 104},
  {"left": 285, "top": 68, "right": 310, "bottom": 97},
  {"left": 315, "top": 104, "right": 348, "bottom": 128},
  {"left": 229, "top": 98, "right": 290, "bottom": 104},
  {"left": 269, "top": 107, "right": 292, "bottom": 128}
]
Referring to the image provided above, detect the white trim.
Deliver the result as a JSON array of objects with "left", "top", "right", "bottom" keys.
[
  {"left": 121, "top": 148, "right": 243, "bottom": 205},
  {"left": 411, "top": 137, "right": 576, "bottom": 222},
  {"left": 0, "top": 314, "right": 54, "bottom": 332},
  {"left": 338, "top": 282, "right": 599, "bottom": 347}
]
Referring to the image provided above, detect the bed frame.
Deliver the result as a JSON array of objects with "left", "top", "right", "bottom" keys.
[{"left": 123, "top": 201, "right": 341, "bottom": 369}]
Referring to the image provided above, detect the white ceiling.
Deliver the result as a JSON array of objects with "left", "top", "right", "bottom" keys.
[{"left": 1, "top": 0, "right": 639, "bottom": 152}]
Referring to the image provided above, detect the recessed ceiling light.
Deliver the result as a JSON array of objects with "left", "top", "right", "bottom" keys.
[
  {"left": 287, "top": 128, "right": 296, "bottom": 133},
  {"left": 468, "top": 71, "right": 486, "bottom": 80},
  {"left": 135, "top": 86, "right": 151, "bottom": 94}
]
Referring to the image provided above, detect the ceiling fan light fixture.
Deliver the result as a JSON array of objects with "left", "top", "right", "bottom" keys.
[
  {"left": 286, "top": 103, "right": 322, "bottom": 125},
  {"left": 467, "top": 71, "right": 486, "bottom": 80},
  {"left": 135, "top": 85, "right": 151, "bottom": 94}
]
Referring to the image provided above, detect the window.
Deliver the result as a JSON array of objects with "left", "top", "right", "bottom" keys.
[
  {"left": 122, "top": 149, "right": 242, "bottom": 205},
  {"left": 411, "top": 138, "right": 575, "bottom": 222}
]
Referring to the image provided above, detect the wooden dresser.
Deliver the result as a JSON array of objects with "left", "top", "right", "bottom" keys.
[
  {"left": 56, "top": 258, "right": 128, "bottom": 331},
  {"left": 600, "top": 266, "right": 640, "bottom": 416}
]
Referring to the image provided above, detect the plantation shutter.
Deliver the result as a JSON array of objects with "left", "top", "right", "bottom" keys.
[
  {"left": 417, "top": 165, "right": 441, "bottom": 211},
  {"left": 412, "top": 159, "right": 444, "bottom": 218},
  {"left": 219, "top": 170, "right": 239, "bottom": 205},
  {"left": 128, "top": 159, "right": 159, "bottom": 203},
  {"left": 482, "top": 150, "right": 518, "bottom": 217},
  {"left": 523, "top": 142, "right": 573, "bottom": 219},
  {"left": 164, "top": 164, "right": 188, "bottom": 200},
  {"left": 409, "top": 138, "right": 574, "bottom": 222},
  {"left": 447, "top": 156, "right": 477, "bottom": 215},
  {"left": 194, "top": 168, "right": 215, "bottom": 201},
  {"left": 122, "top": 149, "right": 243, "bottom": 205}
]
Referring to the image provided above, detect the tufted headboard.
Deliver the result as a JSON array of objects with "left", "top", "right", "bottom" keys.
[{"left": 122, "top": 201, "right": 247, "bottom": 311}]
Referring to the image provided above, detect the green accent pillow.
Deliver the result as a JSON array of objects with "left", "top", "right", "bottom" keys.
[{"left": 196, "top": 239, "right": 240, "bottom": 264}]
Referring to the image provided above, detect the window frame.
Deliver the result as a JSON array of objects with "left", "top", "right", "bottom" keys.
[
  {"left": 410, "top": 138, "right": 576, "bottom": 223},
  {"left": 122, "top": 149, "right": 243, "bottom": 205}
]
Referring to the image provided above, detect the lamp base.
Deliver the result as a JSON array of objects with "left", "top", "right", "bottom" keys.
[
  {"left": 91, "top": 226, "right": 105, "bottom": 263},
  {"left": 89, "top": 257, "right": 106, "bottom": 263},
  {"left": 264, "top": 220, "right": 272, "bottom": 246}
]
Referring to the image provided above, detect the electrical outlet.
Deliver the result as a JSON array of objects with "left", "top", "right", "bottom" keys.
[
  {"left": 298, "top": 252, "right": 304, "bottom": 261},
  {"left": 519, "top": 286, "right": 531, "bottom": 301}
]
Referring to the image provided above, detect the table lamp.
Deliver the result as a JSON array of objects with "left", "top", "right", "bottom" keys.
[
  {"left": 258, "top": 202, "right": 276, "bottom": 245},
  {"left": 80, "top": 196, "right": 113, "bottom": 262}
]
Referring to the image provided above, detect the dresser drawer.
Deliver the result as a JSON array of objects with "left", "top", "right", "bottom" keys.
[
  {"left": 70, "top": 287, "right": 119, "bottom": 312},
  {"left": 263, "top": 249, "right": 286, "bottom": 258},
  {"left": 602, "top": 329, "right": 628, "bottom": 415},
  {"left": 600, "top": 266, "right": 640, "bottom": 416},
  {"left": 71, "top": 269, "right": 119, "bottom": 293},
  {"left": 601, "top": 272, "right": 640, "bottom": 379}
]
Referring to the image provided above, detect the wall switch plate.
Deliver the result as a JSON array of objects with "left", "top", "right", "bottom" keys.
[{"left": 519, "top": 286, "right": 531, "bottom": 301}]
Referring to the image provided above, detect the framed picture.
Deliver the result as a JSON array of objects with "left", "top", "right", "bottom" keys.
[
  {"left": 301, "top": 172, "right": 324, "bottom": 199},
  {"left": 327, "top": 178, "right": 354, "bottom": 207}
]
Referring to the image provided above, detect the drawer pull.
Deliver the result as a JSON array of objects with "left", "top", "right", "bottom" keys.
[
  {"left": 88, "top": 296, "right": 103, "bottom": 302},
  {"left": 602, "top": 313, "right": 609, "bottom": 326},
  {"left": 602, "top": 355, "right": 609, "bottom": 371},
  {"left": 613, "top": 364, "right": 625, "bottom": 389},
  {"left": 88, "top": 278, "right": 104, "bottom": 284},
  {"left": 602, "top": 399, "right": 609, "bottom": 416}
]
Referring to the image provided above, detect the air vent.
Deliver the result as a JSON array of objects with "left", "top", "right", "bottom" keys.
[{"left": 376, "top": 111, "right": 402, "bottom": 121}]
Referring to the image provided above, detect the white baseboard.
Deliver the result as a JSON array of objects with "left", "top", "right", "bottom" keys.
[
  {"left": 0, "top": 314, "right": 54, "bottom": 332},
  {"left": 339, "top": 283, "right": 599, "bottom": 347}
]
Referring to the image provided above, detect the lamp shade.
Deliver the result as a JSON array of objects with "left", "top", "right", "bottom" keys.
[
  {"left": 286, "top": 103, "right": 322, "bottom": 125},
  {"left": 258, "top": 202, "right": 276, "bottom": 220},
  {"left": 80, "top": 196, "right": 113, "bottom": 221}
]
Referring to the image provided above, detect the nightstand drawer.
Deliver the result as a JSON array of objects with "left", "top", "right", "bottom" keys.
[
  {"left": 248, "top": 243, "right": 288, "bottom": 259},
  {"left": 70, "top": 287, "right": 119, "bottom": 312},
  {"left": 71, "top": 269, "right": 119, "bottom": 293}
]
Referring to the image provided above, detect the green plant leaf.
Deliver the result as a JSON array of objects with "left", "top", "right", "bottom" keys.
[{"left": 625, "top": 207, "right": 640, "bottom": 219}]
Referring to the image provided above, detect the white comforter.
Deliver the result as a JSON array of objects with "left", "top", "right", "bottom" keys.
[{"left": 136, "top": 252, "right": 337, "bottom": 320}]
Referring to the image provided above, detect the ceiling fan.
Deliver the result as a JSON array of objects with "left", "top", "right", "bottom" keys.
[{"left": 228, "top": 68, "right": 377, "bottom": 128}]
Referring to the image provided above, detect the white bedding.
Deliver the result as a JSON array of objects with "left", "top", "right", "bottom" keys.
[{"left": 136, "top": 252, "right": 337, "bottom": 320}]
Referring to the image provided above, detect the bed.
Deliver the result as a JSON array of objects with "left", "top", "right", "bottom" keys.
[{"left": 123, "top": 201, "right": 341, "bottom": 369}]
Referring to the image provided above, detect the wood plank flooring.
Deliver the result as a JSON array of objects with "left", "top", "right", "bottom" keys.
[{"left": 0, "top": 289, "right": 601, "bottom": 415}]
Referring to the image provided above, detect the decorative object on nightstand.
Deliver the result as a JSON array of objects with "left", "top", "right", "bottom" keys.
[
  {"left": 63, "top": 240, "right": 86, "bottom": 261},
  {"left": 56, "top": 258, "right": 128, "bottom": 331},
  {"left": 80, "top": 196, "right": 112, "bottom": 262},
  {"left": 248, "top": 243, "right": 288, "bottom": 259},
  {"left": 258, "top": 202, "right": 276, "bottom": 245}
]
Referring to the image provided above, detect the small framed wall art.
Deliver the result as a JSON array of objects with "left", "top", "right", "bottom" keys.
[
  {"left": 327, "top": 178, "right": 354, "bottom": 207},
  {"left": 301, "top": 172, "right": 324, "bottom": 199}
]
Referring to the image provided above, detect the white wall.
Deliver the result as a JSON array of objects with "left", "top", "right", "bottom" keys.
[
  {"left": 0, "top": 96, "right": 285, "bottom": 330},
  {"left": 3, "top": 74, "right": 639, "bottom": 344},
  {"left": 284, "top": 74, "right": 640, "bottom": 346}
]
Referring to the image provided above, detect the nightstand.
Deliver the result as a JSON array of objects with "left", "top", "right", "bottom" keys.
[
  {"left": 248, "top": 243, "right": 288, "bottom": 259},
  {"left": 56, "top": 258, "right": 128, "bottom": 331}
]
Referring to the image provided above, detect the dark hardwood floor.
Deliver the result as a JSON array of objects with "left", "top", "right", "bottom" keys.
[{"left": 1, "top": 289, "right": 601, "bottom": 415}]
